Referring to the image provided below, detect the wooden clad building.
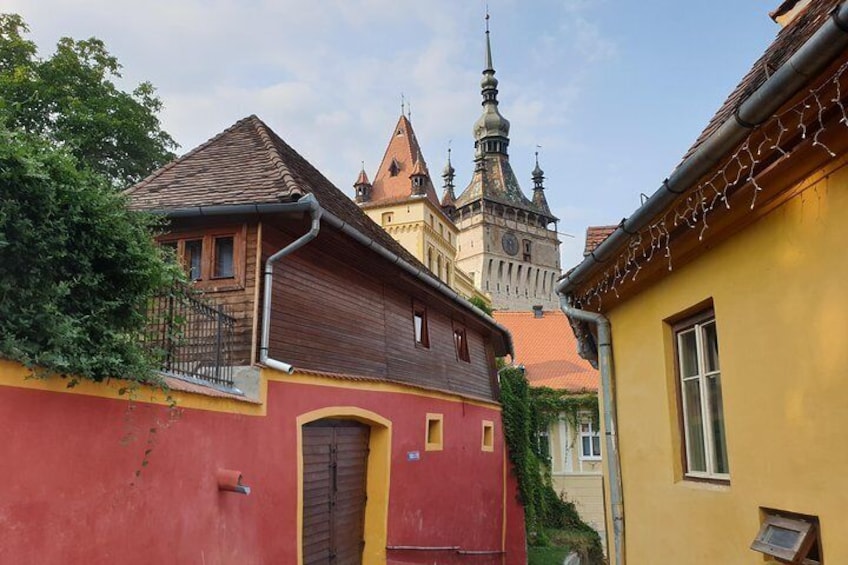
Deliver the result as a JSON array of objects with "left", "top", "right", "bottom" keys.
[{"left": 119, "top": 115, "right": 526, "bottom": 564}]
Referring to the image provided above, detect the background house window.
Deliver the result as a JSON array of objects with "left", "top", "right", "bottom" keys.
[
  {"left": 676, "top": 313, "right": 729, "bottom": 479},
  {"left": 579, "top": 417, "right": 601, "bottom": 460},
  {"left": 381, "top": 212, "right": 393, "bottom": 225},
  {"left": 412, "top": 301, "right": 429, "bottom": 348},
  {"left": 522, "top": 239, "right": 532, "bottom": 262}
]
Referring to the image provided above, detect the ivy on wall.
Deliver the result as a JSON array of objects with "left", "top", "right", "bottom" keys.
[{"left": 500, "top": 366, "right": 604, "bottom": 562}]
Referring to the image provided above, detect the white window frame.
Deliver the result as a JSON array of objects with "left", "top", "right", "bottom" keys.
[
  {"left": 578, "top": 414, "right": 601, "bottom": 461},
  {"left": 676, "top": 314, "right": 730, "bottom": 481}
]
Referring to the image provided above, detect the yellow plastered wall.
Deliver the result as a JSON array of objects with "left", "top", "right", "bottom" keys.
[{"left": 601, "top": 160, "right": 848, "bottom": 564}]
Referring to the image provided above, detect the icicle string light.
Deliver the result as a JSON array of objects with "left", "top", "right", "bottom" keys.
[{"left": 574, "top": 60, "right": 848, "bottom": 310}]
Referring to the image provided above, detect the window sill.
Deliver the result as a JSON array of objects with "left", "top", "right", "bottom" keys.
[
  {"left": 579, "top": 456, "right": 602, "bottom": 462},
  {"left": 192, "top": 279, "right": 245, "bottom": 293},
  {"left": 676, "top": 477, "right": 731, "bottom": 492}
]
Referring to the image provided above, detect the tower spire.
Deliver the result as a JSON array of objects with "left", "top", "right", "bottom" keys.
[
  {"left": 531, "top": 148, "right": 551, "bottom": 215},
  {"left": 441, "top": 145, "right": 457, "bottom": 216},
  {"left": 472, "top": 11, "right": 510, "bottom": 156}
]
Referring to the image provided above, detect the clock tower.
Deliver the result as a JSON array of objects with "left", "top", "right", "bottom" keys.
[{"left": 443, "top": 19, "right": 561, "bottom": 311}]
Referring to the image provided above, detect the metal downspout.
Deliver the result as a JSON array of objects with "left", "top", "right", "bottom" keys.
[
  {"left": 558, "top": 295, "right": 624, "bottom": 565},
  {"left": 258, "top": 194, "right": 322, "bottom": 374}
]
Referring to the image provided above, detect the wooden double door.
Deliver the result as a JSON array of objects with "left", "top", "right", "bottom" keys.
[{"left": 302, "top": 419, "right": 370, "bottom": 565}]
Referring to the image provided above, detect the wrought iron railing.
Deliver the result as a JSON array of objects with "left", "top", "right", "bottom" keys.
[{"left": 145, "top": 284, "right": 236, "bottom": 388}]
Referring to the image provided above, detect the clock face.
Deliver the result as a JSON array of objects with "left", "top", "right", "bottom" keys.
[{"left": 502, "top": 232, "right": 519, "bottom": 256}]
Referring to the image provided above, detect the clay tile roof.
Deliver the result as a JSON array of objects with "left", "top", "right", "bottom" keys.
[
  {"left": 369, "top": 114, "right": 441, "bottom": 207},
  {"left": 583, "top": 225, "right": 618, "bottom": 257},
  {"left": 126, "top": 114, "right": 422, "bottom": 269},
  {"left": 493, "top": 310, "right": 598, "bottom": 393},
  {"left": 683, "top": 0, "right": 838, "bottom": 161}
]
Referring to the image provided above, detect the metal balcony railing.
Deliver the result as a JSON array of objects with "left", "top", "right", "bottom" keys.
[{"left": 145, "top": 284, "right": 236, "bottom": 388}]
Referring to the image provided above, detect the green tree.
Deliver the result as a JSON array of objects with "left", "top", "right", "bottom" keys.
[
  {"left": 0, "top": 126, "right": 176, "bottom": 383},
  {"left": 0, "top": 13, "right": 177, "bottom": 187}
]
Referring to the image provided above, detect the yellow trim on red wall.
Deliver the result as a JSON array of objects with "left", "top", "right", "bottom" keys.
[
  {"left": 0, "top": 360, "right": 268, "bottom": 415},
  {"left": 296, "top": 407, "right": 391, "bottom": 565}
]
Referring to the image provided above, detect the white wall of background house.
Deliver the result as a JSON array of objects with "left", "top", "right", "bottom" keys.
[{"left": 548, "top": 411, "right": 606, "bottom": 549}]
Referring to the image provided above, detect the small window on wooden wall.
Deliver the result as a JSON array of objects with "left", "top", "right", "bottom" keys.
[
  {"left": 425, "top": 413, "right": 443, "bottom": 451},
  {"left": 412, "top": 301, "right": 429, "bottom": 348},
  {"left": 159, "top": 226, "right": 244, "bottom": 289},
  {"left": 481, "top": 420, "right": 494, "bottom": 452},
  {"left": 452, "top": 323, "right": 470, "bottom": 363}
]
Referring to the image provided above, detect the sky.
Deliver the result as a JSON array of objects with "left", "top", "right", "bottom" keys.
[{"left": 8, "top": 0, "right": 783, "bottom": 269}]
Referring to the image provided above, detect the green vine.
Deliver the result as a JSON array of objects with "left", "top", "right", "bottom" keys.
[{"left": 500, "top": 366, "right": 604, "bottom": 563}]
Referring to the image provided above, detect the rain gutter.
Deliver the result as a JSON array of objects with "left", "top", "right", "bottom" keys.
[{"left": 557, "top": 2, "right": 848, "bottom": 297}]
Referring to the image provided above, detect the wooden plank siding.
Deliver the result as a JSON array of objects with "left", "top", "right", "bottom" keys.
[{"left": 262, "top": 220, "right": 499, "bottom": 401}]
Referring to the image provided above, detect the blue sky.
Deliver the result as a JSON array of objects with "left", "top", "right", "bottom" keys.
[{"left": 9, "top": 0, "right": 782, "bottom": 268}]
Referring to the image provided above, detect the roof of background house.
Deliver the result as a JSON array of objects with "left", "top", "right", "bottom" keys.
[
  {"left": 125, "top": 114, "right": 423, "bottom": 269},
  {"left": 583, "top": 225, "right": 618, "bottom": 257},
  {"left": 493, "top": 310, "right": 598, "bottom": 393},
  {"left": 363, "top": 114, "right": 441, "bottom": 208}
]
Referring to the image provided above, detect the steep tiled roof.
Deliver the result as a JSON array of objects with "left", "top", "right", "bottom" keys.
[
  {"left": 494, "top": 310, "right": 598, "bottom": 393},
  {"left": 683, "top": 0, "right": 839, "bottom": 161},
  {"left": 126, "top": 115, "right": 422, "bottom": 268},
  {"left": 455, "top": 154, "right": 558, "bottom": 220},
  {"left": 583, "top": 225, "right": 617, "bottom": 257},
  {"left": 368, "top": 114, "right": 441, "bottom": 207}
]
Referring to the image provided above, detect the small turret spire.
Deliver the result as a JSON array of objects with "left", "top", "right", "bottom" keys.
[
  {"left": 441, "top": 146, "right": 457, "bottom": 216},
  {"left": 531, "top": 148, "right": 551, "bottom": 215},
  {"left": 354, "top": 161, "right": 372, "bottom": 204}
]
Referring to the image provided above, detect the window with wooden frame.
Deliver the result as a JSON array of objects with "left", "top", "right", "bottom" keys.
[
  {"left": 751, "top": 510, "right": 821, "bottom": 564},
  {"left": 673, "top": 310, "right": 729, "bottom": 481},
  {"left": 452, "top": 323, "right": 470, "bottom": 363},
  {"left": 578, "top": 414, "right": 601, "bottom": 461},
  {"left": 158, "top": 226, "right": 245, "bottom": 289},
  {"left": 412, "top": 300, "right": 429, "bottom": 349}
]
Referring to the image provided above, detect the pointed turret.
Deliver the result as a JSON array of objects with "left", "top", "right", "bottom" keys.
[
  {"left": 441, "top": 148, "right": 457, "bottom": 215},
  {"left": 531, "top": 152, "right": 551, "bottom": 215},
  {"left": 410, "top": 152, "right": 429, "bottom": 197},
  {"left": 353, "top": 163, "right": 372, "bottom": 204},
  {"left": 363, "top": 114, "right": 440, "bottom": 208}
]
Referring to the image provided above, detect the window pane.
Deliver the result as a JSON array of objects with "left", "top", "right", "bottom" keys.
[
  {"left": 580, "top": 423, "right": 590, "bottom": 433},
  {"left": 707, "top": 374, "right": 729, "bottom": 474},
  {"left": 214, "top": 237, "right": 234, "bottom": 278},
  {"left": 764, "top": 525, "right": 801, "bottom": 549},
  {"left": 703, "top": 321, "right": 720, "bottom": 372},
  {"left": 684, "top": 379, "right": 707, "bottom": 472},
  {"left": 414, "top": 312, "right": 424, "bottom": 343},
  {"left": 592, "top": 436, "right": 601, "bottom": 457},
  {"left": 679, "top": 330, "right": 699, "bottom": 377},
  {"left": 582, "top": 436, "right": 591, "bottom": 457},
  {"left": 185, "top": 239, "right": 203, "bottom": 281}
]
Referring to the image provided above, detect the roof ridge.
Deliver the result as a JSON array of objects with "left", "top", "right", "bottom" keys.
[
  {"left": 124, "top": 115, "right": 260, "bottom": 197},
  {"left": 247, "top": 115, "right": 306, "bottom": 201}
]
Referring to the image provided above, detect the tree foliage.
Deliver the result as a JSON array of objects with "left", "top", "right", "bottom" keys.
[
  {"left": 0, "top": 13, "right": 177, "bottom": 187},
  {"left": 499, "top": 366, "right": 604, "bottom": 563},
  {"left": 0, "top": 126, "right": 176, "bottom": 383}
]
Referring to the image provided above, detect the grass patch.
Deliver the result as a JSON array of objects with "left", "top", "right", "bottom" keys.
[
  {"left": 529, "top": 527, "right": 605, "bottom": 565},
  {"left": 528, "top": 545, "right": 570, "bottom": 565}
]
